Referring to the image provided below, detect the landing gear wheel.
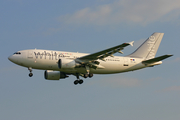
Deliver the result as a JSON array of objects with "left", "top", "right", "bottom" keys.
[
  {"left": 74, "top": 80, "right": 79, "bottom": 85},
  {"left": 89, "top": 73, "right": 93, "bottom": 78},
  {"left": 78, "top": 80, "right": 83, "bottom": 84},
  {"left": 29, "top": 73, "right": 33, "bottom": 77},
  {"left": 84, "top": 73, "right": 89, "bottom": 78}
]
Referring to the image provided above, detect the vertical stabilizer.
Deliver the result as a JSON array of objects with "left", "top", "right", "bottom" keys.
[{"left": 128, "top": 33, "right": 164, "bottom": 60}]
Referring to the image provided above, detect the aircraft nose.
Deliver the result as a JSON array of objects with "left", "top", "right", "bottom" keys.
[{"left": 8, "top": 55, "right": 14, "bottom": 62}]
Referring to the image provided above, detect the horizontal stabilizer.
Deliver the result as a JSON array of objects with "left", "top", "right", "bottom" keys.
[{"left": 142, "top": 54, "right": 173, "bottom": 64}]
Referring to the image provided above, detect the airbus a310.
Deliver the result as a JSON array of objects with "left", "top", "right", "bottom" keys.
[{"left": 8, "top": 33, "right": 173, "bottom": 85}]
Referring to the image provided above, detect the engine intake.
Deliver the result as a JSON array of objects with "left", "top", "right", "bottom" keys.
[{"left": 44, "top": 70, "right": 68, "bottom": 80}]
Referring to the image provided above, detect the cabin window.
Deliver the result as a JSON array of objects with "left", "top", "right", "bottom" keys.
[{"left": 14, "top": 52, "right": 21, "bottom": 55}]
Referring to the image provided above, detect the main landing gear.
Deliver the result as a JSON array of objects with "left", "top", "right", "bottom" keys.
[
  {"left": 28, "top": 67, "right": 33, "bottom": 77},
  {"left": 74, "top": 74, "right": 84, "bottom": 85},
  {"left": 74, "top": 66, "right": 94, "bottom": 85},
  {"left": 73, "top": 73, "right": 93, "bottom": 85},
  {"left": 84, "top": 73, "right": 93, "bottom": 78}
]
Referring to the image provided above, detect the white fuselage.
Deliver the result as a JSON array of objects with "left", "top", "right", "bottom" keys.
[{"left": 9, "top": 49, "right": 147, "bottom": 74}]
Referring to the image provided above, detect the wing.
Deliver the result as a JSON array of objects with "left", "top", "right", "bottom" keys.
[{"left": 75, "top": 41, "right": 134, "bottom": 66}]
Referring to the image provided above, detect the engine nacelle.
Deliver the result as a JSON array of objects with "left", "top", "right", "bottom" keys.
[
  {"left": 44, "top": 70, "right": 68, "bottom": 80},
  {"left": 58, "top": 58, "right": 80, "bottom": 69}
]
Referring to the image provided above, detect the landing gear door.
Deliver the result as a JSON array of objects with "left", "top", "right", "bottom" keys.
[{"left": 27, "top": 51, "right": 33, "bottom": 59}]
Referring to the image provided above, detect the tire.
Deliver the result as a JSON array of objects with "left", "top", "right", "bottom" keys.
[
  {"left": 78, "top": 80, "right": 83, "bottom": 84},
  {"left": 84, "top": 73, "right": 88, "bottom": 78},
  {"left": 89, "top": 73, "right": 93, "bottom": 78},
  {"left": 74, "top": 80, "right": 79, "bottom": 85},
  {"left": 29, "top": 73, "right": 33, "bottom": 77}
]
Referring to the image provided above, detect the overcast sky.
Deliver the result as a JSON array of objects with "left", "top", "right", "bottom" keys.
[{"left": 1, "top": 0, "right": 180, "bottom": 120}]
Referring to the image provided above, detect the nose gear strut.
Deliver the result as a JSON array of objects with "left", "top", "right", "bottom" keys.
[{"left": 28, "top": 67, "right": 33, "bottom": 77}]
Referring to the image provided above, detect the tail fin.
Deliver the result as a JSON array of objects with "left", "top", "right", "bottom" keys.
[{"left": 128, "top": 33, "right": 164, "bottom": 60}]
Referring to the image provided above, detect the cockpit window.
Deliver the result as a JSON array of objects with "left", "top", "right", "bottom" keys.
[{"left": 14, "top": 52, "right": 21, "bottom": 55}]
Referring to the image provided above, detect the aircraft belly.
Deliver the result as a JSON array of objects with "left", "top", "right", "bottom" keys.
[
  {"left": 90, "top": 61, "right": 145, "bottom": 74},
  {"left": 121, "top": 63, "right": 145, "bottom": 72},
  {"left": 24, "top": 58, "right": 59, "bottom": 70},
  {"left": 90, "top": 62, "right": 123, "bottom": 74}
]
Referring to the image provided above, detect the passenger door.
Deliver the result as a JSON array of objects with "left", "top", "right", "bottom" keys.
[{"left": 27, "top": 51, "right": 33, "bottom": 59}]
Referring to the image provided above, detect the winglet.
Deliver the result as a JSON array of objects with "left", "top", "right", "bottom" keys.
[{"left": 128, "top": 41, "right": 134, "bottom": 46}]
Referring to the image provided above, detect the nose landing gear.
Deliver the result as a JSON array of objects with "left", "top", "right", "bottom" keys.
[{"left": 28, "top": 67, "right": 33, "bottom": 77}]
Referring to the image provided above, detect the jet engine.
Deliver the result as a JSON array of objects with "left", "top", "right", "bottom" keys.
[
  {"left": 44, "top": 70, "right": 68, "bottom": 80},
  {"left": 58, "top": 58, "right": 81, "bottom": 69}
]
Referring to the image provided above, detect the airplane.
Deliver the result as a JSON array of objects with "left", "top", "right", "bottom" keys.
[{"left": 8, "top": 32, "right": 173, "bottom": 85}]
